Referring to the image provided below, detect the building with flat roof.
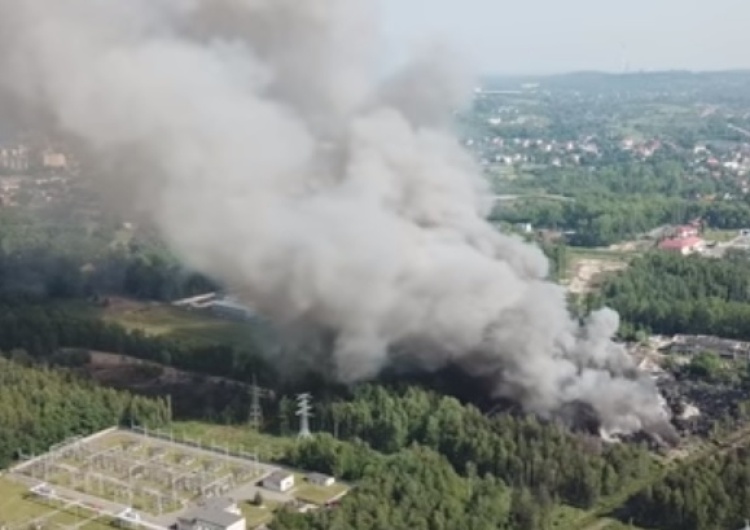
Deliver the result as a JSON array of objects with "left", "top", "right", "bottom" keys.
[
  {"left": 307, "top": 473, "right": 335, "bottom": 487},
  {"left": 262, "top": 471, "right": 294, "bottom": 493},
  {"left": 177, "top": 497, "right": 245, "bottom": 530},
  {"left": 42, "top": 151, "right": 67, "bottom": 170}
]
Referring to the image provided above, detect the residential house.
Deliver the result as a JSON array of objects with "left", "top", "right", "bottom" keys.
[
  {"left": 673, "top": 225, "right": 699, "bottom": 238},
  {"left": 658, "top": 236, "right": 705, "bottom": 255}
]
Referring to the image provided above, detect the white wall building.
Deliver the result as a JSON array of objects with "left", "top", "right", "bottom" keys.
[
  {"left": 177, "top": 498, "right": 245, "bottom": 530},
  {"left": 263, "top": 471, "right": 295, "bottom": 492},
  {"left": 307, "top": 473, "right": 335, "bottom": 487},
  {"left": 42, "top": 151, "right": 68, "bottom": 170}
]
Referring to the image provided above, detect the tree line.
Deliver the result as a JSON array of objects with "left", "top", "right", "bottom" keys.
[
  {"left": 596, "top": 251, "right": 750, "bottom": 340},
  {"left": 274, "top": 436, "right": 526, "bottom": 530},
  {"left": 0, "top": 356, "right": 169, "bottom": 468},
  {"left": 270, "top": 385, "right": 658, "bottom": 515},
  {"left": 496, "top": 195, "right": 750, "bottom": 247},
  {"left": 0, "top": 303, "right": 268, "bottom": 378}
]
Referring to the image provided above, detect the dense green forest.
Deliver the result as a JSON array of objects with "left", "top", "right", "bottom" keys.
[
  {"left": 596, "top": 252, "right": 750, "bottom": 339},
  {"left": 0, "top": 207, "right": 281, "bottom": 420},
  {"left": 0, "top": 304, "right": 268, "bottom": 378},
  {"left": 275, "top": 438, "right": 524, "bottom": 530},
  {"left": 623, "top": 446, "right": 750, "bottom": 530},
  {"left": 267, "top": 385, "right": 658, "bottom": 530},
  {"left": 0, "top": 357, "right": 168, "bottom": 467},
  {"left": 0, "top": 303, "right": 275, "bottom": 423},
  {"left": 269, "top": 386, "right": 750, "bottom": 530}
]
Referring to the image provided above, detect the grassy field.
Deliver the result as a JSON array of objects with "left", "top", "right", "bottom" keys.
[
  {"left": 547, "top": 505, "right": 588, "bottom": 528},
  {"left": 171, "top": 421, "right": 296, "bottom": 461},
  {"left": 613, "top": 103, "right": 698, "bottom": 138},
  {"left": 293, "top": 472, "right": 349, "bottom": 505},
  {"left": 570, "top": 247, "right": 641, "bottom": 259},
  {"left": 563, "top": 248, "right": 632, "bottom": 294},
  {"left": 703, "top": 228, "right": 739, "bottom": 243},
  {"left": 0, "top": 477, "right": 115, "bottom": 529},
  {"left": 62, "top": 299, "right": 264, "bottom": 349},
  {"left": 240, "top": 499, "right": 280, "bottom": 527},
  {"left": 548, "top": 507, "right": 646, "bottom": 530},
  {"left": 101, "top": 304, "right": 260, "bottom": 347},
  {"left": 597, "top": 519, "right": 646, "bottom": 530}
]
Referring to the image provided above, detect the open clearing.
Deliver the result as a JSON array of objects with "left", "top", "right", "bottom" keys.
[
  {"left": 292, "top": 472, "right": 348, "bottom": 506},
  {"left": 240, "top": 499, "right": 282, "bottom": 528},
  {"left": 561, "top": 244, "right": 644, "bottom": 295},
  {"left": 171, "top": 421, "right": 296, "bottom": 462},
  {"left": 703, "top": 228, "right": 739, "bottom": 243},
  {"left": 0, "top": 477, "right": 113, "bottom": 530},
  {"left": 565, "top": 254, "right": 629, "bottom": 295},
  {"left": 63, "top": 298, "right": 262, "bottom": 348}
]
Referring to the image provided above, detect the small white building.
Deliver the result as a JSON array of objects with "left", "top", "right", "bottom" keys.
[
  {"left": 307, "top": 473, "right": 335, "bottom": 487},
  {"left": 42, "top": 152, "right": 67, "bottom": 170},
  {"left": 263, "top": 471, "right": 295, "bottom": 492},
  {"left": 177, "top": 497, "right": 245, "bottom": 530}
]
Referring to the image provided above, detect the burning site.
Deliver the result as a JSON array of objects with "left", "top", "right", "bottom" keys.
[{"left": 0, "top": 0, "right": 676, "bottom": 443}]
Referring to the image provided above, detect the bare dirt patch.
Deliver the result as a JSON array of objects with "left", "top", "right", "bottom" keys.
[{"left": 567, "top": 258, "right": 628, "bottom": 295}]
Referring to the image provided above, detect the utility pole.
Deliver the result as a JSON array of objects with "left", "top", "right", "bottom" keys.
[{"left": 296, "top": 393, "right": 313, "bottom": 438}]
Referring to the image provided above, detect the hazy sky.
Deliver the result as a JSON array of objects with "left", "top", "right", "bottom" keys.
[{"left": 382, "top": 0, "right": 750, "bottom": 75}]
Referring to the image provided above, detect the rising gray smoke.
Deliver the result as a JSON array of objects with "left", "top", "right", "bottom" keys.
[{"left": 0, "top": 0, "right": 672, "bottom": 436}]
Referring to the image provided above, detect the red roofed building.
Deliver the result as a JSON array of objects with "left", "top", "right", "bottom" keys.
[
  {"left": 674, "top": 225, "right": 700, "bottom": 238},
  {"left": 658, "top": 236, "right": 705, "bottom": 255}
]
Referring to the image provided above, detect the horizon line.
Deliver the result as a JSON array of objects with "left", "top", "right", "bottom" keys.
[{"left": 480, "top": 68, "right": 750, "bottom": 79}]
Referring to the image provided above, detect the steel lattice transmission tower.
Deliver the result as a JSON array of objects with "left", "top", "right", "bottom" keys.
[
  {"left": 248, "top": 374, "right": 273, "bottom": 431},
  {"left": 296, "top": 393, "right": 313, "bottom": 438},
  {"left": 249, "top": 375, "right": 263, "bottom": 431}
]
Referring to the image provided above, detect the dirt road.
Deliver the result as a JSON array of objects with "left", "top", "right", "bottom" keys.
[{"left": 566, "top": 258, "right": 628, "bottom": 295}]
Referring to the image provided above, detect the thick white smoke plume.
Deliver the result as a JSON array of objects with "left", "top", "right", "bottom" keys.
[{"left": 0, "top": 0, "right": 672, "bottom": 436}]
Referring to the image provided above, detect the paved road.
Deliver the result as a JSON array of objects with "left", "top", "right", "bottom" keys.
[{"left": 703, "top": 234, "right": 750, "bottom": 258}]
